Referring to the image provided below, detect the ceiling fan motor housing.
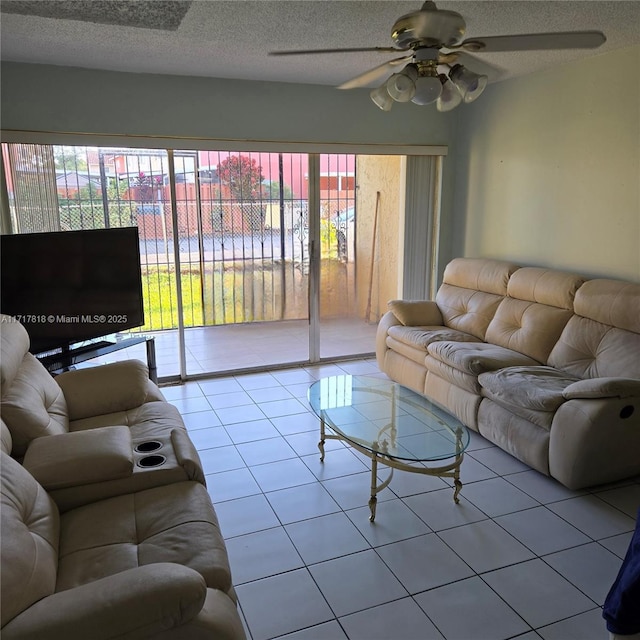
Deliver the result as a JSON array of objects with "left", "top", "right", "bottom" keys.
[{"left": 391, "top": 1, "right": 466, "bottom": 49}]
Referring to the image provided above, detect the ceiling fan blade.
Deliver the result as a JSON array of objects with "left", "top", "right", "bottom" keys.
[
  {"left": 337, "top": 56, "right": 413, "bottom": 90},
  {"left": 269, "top": 47, "right": 408, "bottom": 56},
  {"left": 457, "top": 31, "right": 606, "bottom": 53}
]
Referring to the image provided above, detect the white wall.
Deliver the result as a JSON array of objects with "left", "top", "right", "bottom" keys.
[{"left": 450, "top": 45, "right": 640, "bottom": 282}]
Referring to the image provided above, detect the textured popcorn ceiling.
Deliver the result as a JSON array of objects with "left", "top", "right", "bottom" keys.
[
  {"left": 1, "top": 0, "right": 192, "bottom": 30},
  {"left": 1, "top": 1, "right": 639, "bottom": 87}
]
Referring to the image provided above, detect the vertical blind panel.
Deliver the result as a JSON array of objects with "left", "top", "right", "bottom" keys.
[
  {"left": 7, "top": 143, "right": 60, "bottom": 233},
  {"left": 402, "top": 155, "right": 435, "bottom": 300}
]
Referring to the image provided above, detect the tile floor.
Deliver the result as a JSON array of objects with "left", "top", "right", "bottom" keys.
[
  {"left": 161, "top": 358, "right": 639, "bottom": 640},
  {"left": 90, "top": 318, "right": 379, "bottom": 378}
]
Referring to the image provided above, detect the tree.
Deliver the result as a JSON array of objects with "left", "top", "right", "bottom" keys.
[
  {"left": 264, "top": 180, "right": 294, "bottom": 201},
  {"left": 54, "top": 146, "right": 88, "bottom": 171},
  {"left": 217, "top": 155, "right": 264, "bottom": 200}
]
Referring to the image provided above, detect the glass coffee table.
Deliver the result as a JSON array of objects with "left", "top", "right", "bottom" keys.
[{"left": 308, "top": 375, "right": 470, "bottom": 521}]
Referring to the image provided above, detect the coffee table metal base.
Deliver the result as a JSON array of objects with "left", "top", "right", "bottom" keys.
[{"left": 318, "top": 418, "right": 464, "bottom": 522}]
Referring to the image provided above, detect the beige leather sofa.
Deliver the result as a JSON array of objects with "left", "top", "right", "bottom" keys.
[
  {"left": 376, "top": 258, "right": 640, "bottom": 490},
  {"left": 0, "top": 315, "right": 246, "bottom": 638},
  {"left": 0, "top": 315, "right": 205, "bottom": 511},
  {"left": 1, "top": 427, "right": 245, "bottom": 640}
]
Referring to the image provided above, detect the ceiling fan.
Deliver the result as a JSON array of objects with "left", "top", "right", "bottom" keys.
[{"left": 269, "top": 1, "right": 606, "bottom": 112}]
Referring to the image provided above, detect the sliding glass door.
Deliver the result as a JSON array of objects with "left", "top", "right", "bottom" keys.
[{"left": 2, "top": 142, "right": 441, "bottom": 381}]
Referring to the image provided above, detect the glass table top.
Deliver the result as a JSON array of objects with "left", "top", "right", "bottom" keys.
[{"left": 308, "top": 375, "right": 470, "bottom": 463}]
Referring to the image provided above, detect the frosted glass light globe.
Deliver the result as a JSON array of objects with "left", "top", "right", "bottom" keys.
[{"left": 411, "top": 76, "right": 442, "bottom": 105}]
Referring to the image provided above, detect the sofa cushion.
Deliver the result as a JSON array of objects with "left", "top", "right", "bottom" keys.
[
  {"left": 428, "top": 341, "right": 540, "bottom": 375},
  {"left": 1, "top": 353, "right": 69, "bottom": 456},
  {"left": 1, "top": 453, "right": 59, "bottom": 627},
  {"left": 478, "top": 366, "right": 581, "bottom": 412},
  {"left": 387, "top": 325, "right": 480, "bottom": 352},
  {"left": 435, "top": 287, "right": 505, "bottom": 340},
  {"left": 573, "top": 279, "right": 640, "bottom": 333},
  {"left": 69, "top": 400, "right": 185, "bottom": 441},
  {"left": 485, "top": 299, "right": 573, "bottom": 364},
  {"left": 506, "top": 267, "right": 586, "bottom": 310},
  {"left": 387, "top": 300, "right": 443, "bottom": 326},
  {"left": 549, "top": 317, "right": 640, "bottom": 380},
  {"left": 483, "top": 267, "right": 584, "bottom": 363},
  {"left": 56, "top": 360, "right": 152, "bottom": 420},
  {"left": 57, "top": 481, "right": 232, "bottom": 594},
  {"left": 386, "top": 336, "right": 433, "bottom": 366},
  {"left": 442, "top": 257, "right": 520, "bottom": 295}
]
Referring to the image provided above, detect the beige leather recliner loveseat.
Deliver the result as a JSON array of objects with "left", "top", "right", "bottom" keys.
[
  {"left": 0, "top": 315, "right": 205, "bottom": 510},
  {"left": 376, "top": 258, "right": 640, "bottom": 490},
  {"left": 0, "top": 315, "right": 246, "bottom": 639}
]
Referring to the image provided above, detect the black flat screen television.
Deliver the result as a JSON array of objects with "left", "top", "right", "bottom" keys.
[{"left": 1, "top": 227, "right": 145, "bottom": 353}]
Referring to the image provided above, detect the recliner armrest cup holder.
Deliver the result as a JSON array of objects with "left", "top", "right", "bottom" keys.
[
  {"left": 134, "top": 441, "right": 163, "bottom": 453},
  {"left": 137, "top": 454, "right": 166, "bottom": 468}
]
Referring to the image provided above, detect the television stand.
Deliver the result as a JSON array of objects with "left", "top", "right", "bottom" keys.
[{"left": 37, "top": 335, "right": 157, "bottom": 383}]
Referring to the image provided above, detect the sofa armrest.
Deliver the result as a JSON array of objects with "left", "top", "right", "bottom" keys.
[
  {"left": 56, "top": 360, "right": 151, "bottom": 420},
  {"left": 171, "top": 428, "right": 206, "bottom": 485},
  {"left": 22, "top": 426, "right": 133, "bottom": 490},
  {"left": 1, "top": 564, "right": 206, "bottom": 640},
  {"left": 387, "top": 299, "right": 443, "bottom": 326},
  {"left": 563, "top": 378, "right": 640, "bottom": 400}
]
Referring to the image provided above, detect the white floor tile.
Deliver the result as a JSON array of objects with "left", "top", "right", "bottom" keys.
[
  {"left": 188, "top": 426, "right": 232, "bottom": 450},
  {"left": 169, "top": 396, "right": 212, "bottom": 414},
  {"left": 181, "top": 409, "right": 221, "bottom": 430},
  {"left": 198, "top": 378, "right": 245, "bottom": 395},
  {"left": 275, "top": 620, "right": 348, "bottom": 640},
  {"left": 403, "top": 487, "right": 487, "bottom": 532},
  {"left": 225, "top": 419, "right": 281, "bottom": 444},
  {"left": 339, "top": 597, "right": 444, "bottom": 640},
  {"left": 302, "top": 448, "right": 368, "bottom": 481},
  {"left": 236, "top": 569, "right": 334, "bottom": 640},
  {"left": 414, "top": 576, "right": 530, "bottom": 640},
  {"left": 285, "top": 512, "right": 370, "bottom": 565},
  {"left": 599, "top": 532, "right": 634, "bottom": 559},
  {"left": 461, "top": 477, "right": 540, "bottom": 517},
  {"left": 321, "top": 472, "right": 395, "bottom": 510},
  {"left": 375, "top": 533, "right": 474, "bottom": 594},
  {"left": 345, "top": 498, "right": 431, "bottom": 546},
  {"left": 469, "top": 446, "right": 532, "bottom": 475},
  {"left": 247, "top": 385, "right": 294, "bottom": 404},
  {"left": 308, "top": 550, "right": 407, "bottom": 618},
  {"left": 593, "top": 484, "right": 640, "bottom": 519},
  {"left": 236, "top": 436, "right": 297, "bottom": 466},
  {"left": 226, "top": 526, "right": 304, "bottom": 584},
  {"left": 547, "top": 495, "right": 637, "bottom": 540},
  {"left": 441, "top": 519, "right": 535, "bottom": 573},
  {"left": 206, "top": 467, "right": 261, "bottom": 503},
  {"left": 214, "top": 493, "right": 280, "bottom": 538},
  {"left": 260, "top": 397, "right": 309, "bottom": 418},
  {"left": 495, "top": 506, "right": 591, "bottom": 555},
  {"left": 266, "top": 482, "right": 341, "bottom": 525},
  {"left": 505, "top": 470, "right": 586, "bottom": 504},
  {"left": 542, "top": 542, "right": 623, "bottom": 605},
  {"left": 206, "top": 391, "right": 254, "bottom": 410},
  {"left": 536, "top": 608, "right": 609, "bottom": 640},
  {"left": 215, "top": 404, "right": 267, "bottom": 425},
  {"left": 198, "top": 444, "right": 246, "bottom": 474},
  {"left": 250, "top": 458, "right": 318, "bottom": 493},
  {"left": 482, "top": 558, "right": 595, "bottom": 628},
  {"left": 271, "top": 411, "right": 320, "bottom": 436}
]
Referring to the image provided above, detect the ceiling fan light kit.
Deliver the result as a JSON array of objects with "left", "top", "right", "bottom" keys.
[
  {"left": 449, "top": 64, "right": 488, "bottom": 103},
  {"left": 436, "top": 74, "right": 463, "bottom": 112},
  {"left": 386, "top": 64, "right": 418, "bottom": 102},
  {"left": 269, "top": 1, "right": 606, "bottom": 113}
]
